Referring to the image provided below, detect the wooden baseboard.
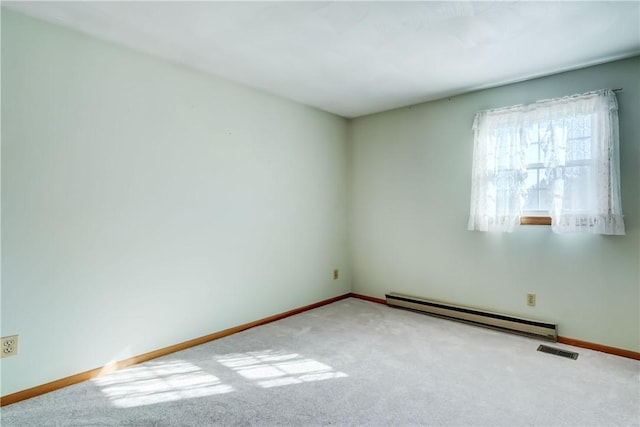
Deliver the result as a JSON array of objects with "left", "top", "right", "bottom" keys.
[
  {"left": 349, "top": 292, "right": 386, "bottom": 305},
  {"left": 557, "top": 336, "right": 640, "bottom": 360},
  {"left": 0, "top": 293, "right": 350, "bottom": 407},
  {"left": 3, "top": 292, "right": 638, "bottom": 406}
]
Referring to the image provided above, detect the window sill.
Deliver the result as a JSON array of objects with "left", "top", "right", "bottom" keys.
[{"left": 520, "top": 216, "right": 551, "bottom": 226}]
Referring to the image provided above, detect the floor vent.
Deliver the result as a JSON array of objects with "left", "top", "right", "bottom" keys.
[
  {"left": 385, "top": 292, "right": 558, "bottom": 341},
  {"left": 537, "top": 345, "right": 579, "bottom": 360}
]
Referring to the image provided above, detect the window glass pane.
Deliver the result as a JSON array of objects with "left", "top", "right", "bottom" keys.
[
  {"left": 524, "top": 189, "right": 539, "bottom": 212},
  {"left": 524, "top": 169, "right": 538, "bottom": 189},
  {"left": 524, "top": 169, "right": 540, "bottom": 211},
  {"left": 562, "top": 165, "right": 592, "bottom": 212},
  {"left": 526, "top": 142, "right": 539, "bottom": 164}
]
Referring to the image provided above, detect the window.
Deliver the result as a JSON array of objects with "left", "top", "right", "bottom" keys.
[
  {"left": 523, "top": 115, "right": 593, "bottom": 218},
  {"left": 468, "top": 89, "right": 624, "bottom": 235}
]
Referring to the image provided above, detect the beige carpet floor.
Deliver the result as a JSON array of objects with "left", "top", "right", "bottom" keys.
[{"left": 1, "top": 298, "right": 639, "bottom": 426}]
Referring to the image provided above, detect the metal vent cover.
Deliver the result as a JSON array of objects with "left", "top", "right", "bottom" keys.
[{"left": 537, "top": 344, "right": 579, "bottom": 360}]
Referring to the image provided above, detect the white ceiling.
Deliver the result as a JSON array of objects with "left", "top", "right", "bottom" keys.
[{"left": 5, "top": 1, "right": 640, "bottom": 118}]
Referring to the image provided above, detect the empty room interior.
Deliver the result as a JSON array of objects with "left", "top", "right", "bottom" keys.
[{"left": 1, "top": 1, "right": 639, "bottom": 426}]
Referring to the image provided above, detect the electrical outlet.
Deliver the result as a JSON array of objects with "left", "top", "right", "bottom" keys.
[
  {"left": 1, "top": 335, "right": 19, "bottom": 358},
  {"left": 527, "top": 293, "right": 536, "bottom": 307},
  {"left": 333, "top": 269, "right": 339, "bottom": 280}
]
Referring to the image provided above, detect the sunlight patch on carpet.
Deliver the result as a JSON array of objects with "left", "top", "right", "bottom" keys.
[
  {"left": 216, "top": 349, "right": 348, "bottom": 388},
  {"left": 93, "top": 360, "right": 234, "bottom": 408}
]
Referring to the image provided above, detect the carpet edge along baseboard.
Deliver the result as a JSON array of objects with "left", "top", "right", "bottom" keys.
[
  {"left": 2, "top": 292, "right": 638, "bottom": 407},
  {"left": 0, "top": 293, "right": 351, "bottom": 407}
]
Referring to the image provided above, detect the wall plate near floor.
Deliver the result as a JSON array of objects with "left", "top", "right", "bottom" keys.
[
  {"left": 527, "top": 293, "right": 536, "bottom": 307},
  {"left": 1, "top": 335, "right": 19, "bottom": 358}
]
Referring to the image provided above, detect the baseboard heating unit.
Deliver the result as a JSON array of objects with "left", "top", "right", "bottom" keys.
[{"left": 385, "top": 292, "right": 558, "bottom": 342}]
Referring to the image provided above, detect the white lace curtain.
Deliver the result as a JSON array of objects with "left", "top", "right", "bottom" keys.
[{"left": 468, "top": 89, "right": 625, "bottom": 234}]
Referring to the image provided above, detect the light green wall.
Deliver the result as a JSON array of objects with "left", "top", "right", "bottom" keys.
[
  {"left": 350, "top": 57, "right": 640, "bottom": 352},
  {"left": 1, "top": 10, "right": 350, "bottom": 396}
]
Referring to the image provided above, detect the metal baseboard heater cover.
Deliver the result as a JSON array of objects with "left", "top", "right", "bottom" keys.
[{"left": 386, "top": 293, "right": 557, "bottom": 342}]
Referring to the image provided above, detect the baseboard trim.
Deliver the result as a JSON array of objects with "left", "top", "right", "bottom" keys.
[
  {"left": 350, "top": 292, "right": 386, "bottom": 305},
  {"left": 350, "top": 292, "right": 640, "bottom": 360},
  {"left": 0, "top": 293, "right": 350, "bottom": 407},
  {"left": 557, "top": 336, "right": 640, "bottom": 360}
]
